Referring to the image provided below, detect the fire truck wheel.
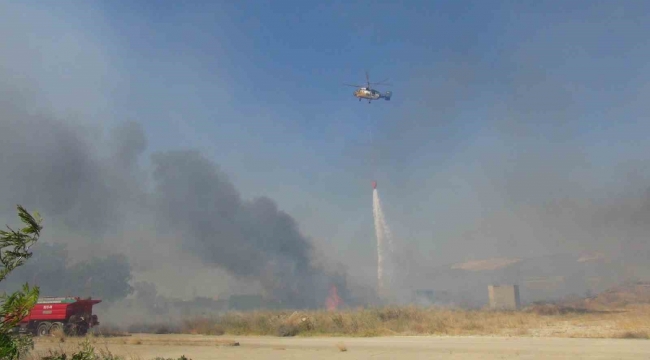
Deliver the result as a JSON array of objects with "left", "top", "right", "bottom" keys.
[
  {"left": 50, "top": 322, "right": 64, "bottom": 335},
  {"left": 37, "top": 322, "right": 51, "bottom": 337}
]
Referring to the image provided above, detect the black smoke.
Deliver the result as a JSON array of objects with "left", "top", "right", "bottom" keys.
[
  {"left": 151, "top": 150, "right": 349, "bottom": 308},
  {"left": 0, "top": 87, "right": 350, "bottom": 308}
]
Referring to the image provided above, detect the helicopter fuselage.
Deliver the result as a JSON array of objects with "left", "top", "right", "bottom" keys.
[
  {"left": 353, "top": 87, "right": 392, "bottom": 102},
  {"left": 354, "top": 87, "right": 382, "bottom": 100},
  {"left": 345, "top": 72, "right": 392, "bottom": 103}
]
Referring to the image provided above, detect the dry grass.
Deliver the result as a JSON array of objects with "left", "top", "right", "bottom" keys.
[
  {"left": 127, "top": 323, "right": 180, "bottom": 335},
  {"left": 127, "top": 338, "right": 143, "bottom": 345},
  {"left": 35, "top": 334, "right": 240, "bottom": 353},
  {"left": 81, "top": 282, "right": 650, "bottom": 341},
  {"left": 28, "top": 336, "right": 202, "bottom": 360},
  {"left": 50, "top": 328, "right": 66, "bottom": 343},
  {"left": 93, "top": 324, "right": 132, "bottom": 338},
  {"left": 181, "top": 318, "right": 224, "bottom": 335},
  {"left": 27, "top": 337, "right": 125, "bottom": 360},
  {"left": 172, "top": 304, "right": 650, "bottom": 339},
  {"left": 618, "top": 331, "right": 649, "bottom": 339}
]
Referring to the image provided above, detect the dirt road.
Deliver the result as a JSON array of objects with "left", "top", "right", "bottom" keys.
[{"left": 33, "top": 333, "right": 650, "bottom": 359}]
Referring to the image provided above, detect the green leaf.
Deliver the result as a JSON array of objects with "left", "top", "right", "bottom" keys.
[{"left": 0, "top": 205, "right": 43, "bottom": 359}]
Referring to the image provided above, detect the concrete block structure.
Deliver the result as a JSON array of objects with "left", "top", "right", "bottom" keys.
[{"left": 488, "top": 285, "right": 521, "bottom": 310}]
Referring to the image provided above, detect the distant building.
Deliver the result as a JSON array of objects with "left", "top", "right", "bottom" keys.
[{"left": 488, "top": 285, "right": 521, "bottom": 310}]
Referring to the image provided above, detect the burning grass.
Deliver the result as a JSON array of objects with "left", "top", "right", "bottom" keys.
[{"left": 169, "top": 304, "right": 650, "bottom": 339}]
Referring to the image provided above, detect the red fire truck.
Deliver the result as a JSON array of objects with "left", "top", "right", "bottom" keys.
[{"left": 12, "top": 297, "right": 102, "bottom": 336}]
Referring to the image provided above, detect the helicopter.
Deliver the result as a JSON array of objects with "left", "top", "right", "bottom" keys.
[{"left": 344, "top": 71, "right": 392, "bottom": 104}]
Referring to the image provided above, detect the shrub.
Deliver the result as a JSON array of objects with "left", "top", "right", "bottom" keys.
[{"left": 0, "top": 205, "right": 43, "bottom": 360}]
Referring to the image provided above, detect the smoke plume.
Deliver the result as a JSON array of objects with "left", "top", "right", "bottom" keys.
[
  {"left": 151, "top": 150, "right": 348, "bottom": 308},
  {"left": 0, "top": 100, "right": 349, "bottom": 308}
]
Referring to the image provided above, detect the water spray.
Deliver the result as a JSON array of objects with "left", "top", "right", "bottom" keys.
[{"left": 372, "top": 181, "right": 394, "bottom": 298}]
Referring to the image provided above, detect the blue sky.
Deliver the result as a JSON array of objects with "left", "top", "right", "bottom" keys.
[{"left": 4, "top": 1, "right": 650, "bottom": 283}]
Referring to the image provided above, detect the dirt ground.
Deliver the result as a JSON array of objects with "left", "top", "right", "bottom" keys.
[{"left": 32, "top": 333, "right": 650, "bottom": 359}]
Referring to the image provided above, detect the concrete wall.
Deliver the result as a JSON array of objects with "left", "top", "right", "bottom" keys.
[{"left": 488, "top": 285, "right": 521, "bottom": 310}]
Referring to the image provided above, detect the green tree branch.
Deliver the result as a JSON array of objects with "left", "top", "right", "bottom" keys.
[{"left": 0, "top": 205, "right": 43, "bottom": 359}]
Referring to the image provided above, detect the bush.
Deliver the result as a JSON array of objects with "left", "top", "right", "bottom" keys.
[{"left": 0, "top": 205, "right": 43, "bottom": 359}]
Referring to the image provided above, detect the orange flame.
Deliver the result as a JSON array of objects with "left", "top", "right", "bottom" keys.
[{"left": 325, "top": 285, "right": 342, "bottom": 311}]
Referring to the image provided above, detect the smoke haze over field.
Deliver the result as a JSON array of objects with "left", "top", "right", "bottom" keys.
[
  {"left": 2, "top": 1, "right": 650, "bottom": 316},
  {"left": 0, "top": 100, "right": 350, "bottom": 308}
]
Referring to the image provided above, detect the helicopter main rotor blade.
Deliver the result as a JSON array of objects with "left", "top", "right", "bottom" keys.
[{"left": 343, "top": 83, "right": 364, "bottom": 87}]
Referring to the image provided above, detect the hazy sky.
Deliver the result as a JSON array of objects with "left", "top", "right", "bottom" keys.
[{"left": 3, "top": 1, "right": 650, "bottom": 294}]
